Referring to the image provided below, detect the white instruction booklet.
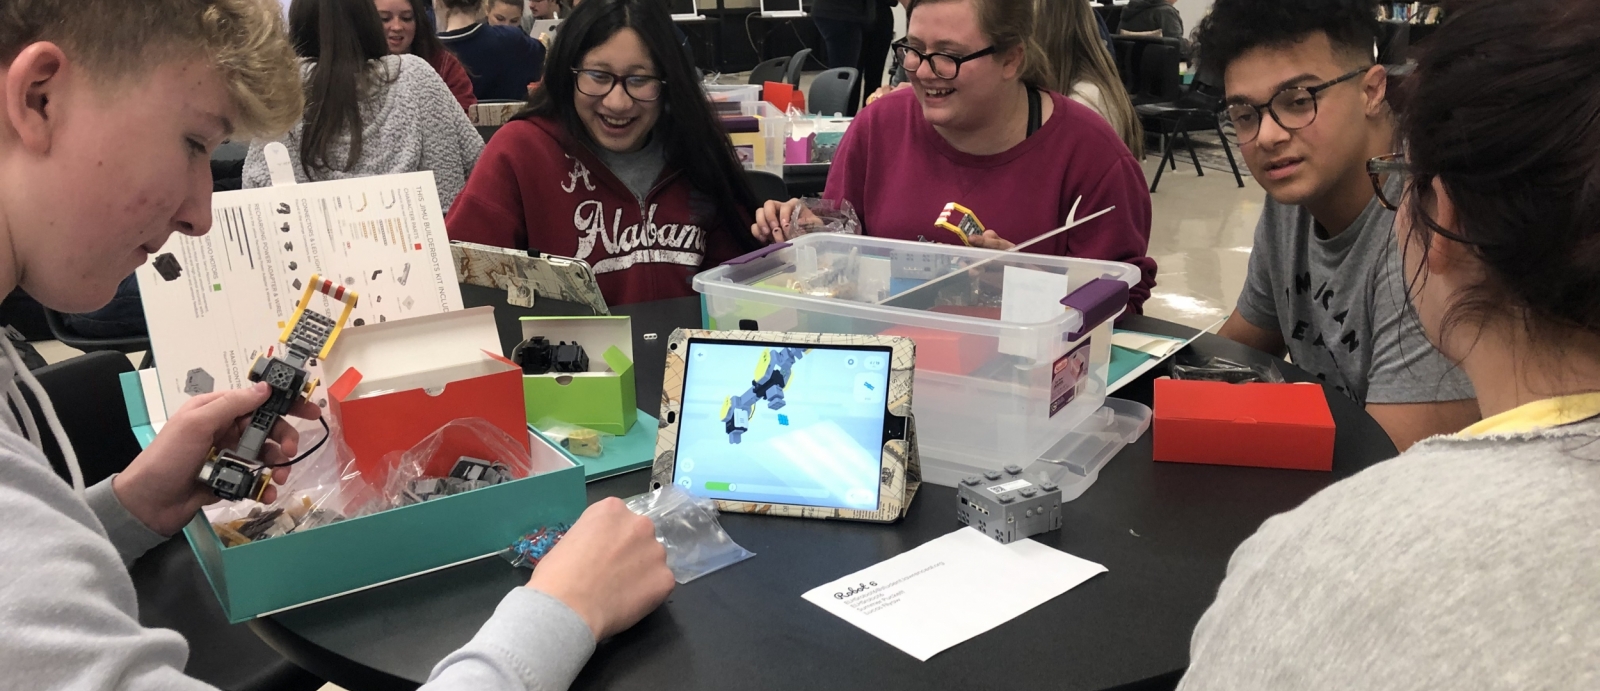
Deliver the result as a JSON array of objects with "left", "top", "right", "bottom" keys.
[
  {"left": 801, "top": 527, "right": 1107, "bottom": 661},
  {"left": 136, "top": 171, "right": 462, "bottom": 420}
]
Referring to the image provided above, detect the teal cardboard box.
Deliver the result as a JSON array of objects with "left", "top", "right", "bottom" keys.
[
  {"left": 521, "top": 316, "right": 637, "bottom": 435},
  {"left": 120, "top": 371, "right": 588, "bottom": 623}
]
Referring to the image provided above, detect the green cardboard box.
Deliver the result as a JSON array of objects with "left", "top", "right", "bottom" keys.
[
  {"left": 120, "top": 371, "right": 588, "bottom": 623},
  {"left": 521, "top": 316, "right": 637, "bottom": 435}
]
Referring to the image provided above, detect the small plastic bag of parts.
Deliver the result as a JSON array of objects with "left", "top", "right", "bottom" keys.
[
  {"left": 533, "top": 418, "right": 609, "bottom": 458},
  {"left": 205, "top": 417, "right": 354, "bottom": 546},
  {"left": 787, "top": 198, "right": 862, "bottom": 238},
  {"left": 1170, "top": 356, "right": 1286, "bottom": 384},
  {"left": 625, "top": 484, "right": 755, "bottom": 584},
  {"left": 374, "top": 418, "right": 536, "bottom": 511},
  {"left": 503, "top": 524, "right": 570, "bottom": 569}
]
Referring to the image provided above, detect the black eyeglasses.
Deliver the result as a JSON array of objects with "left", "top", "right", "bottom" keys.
[
  {"left": 1220, "top": 67, "right": 1372, "bottom": 145},
  {"left": 891, "top": 41, "right": 998, "bottom": 80},
  {"left": 1367, "top": 153, "right": 1410, "bottom": 211},
  {"left": 572, "top": 69, "right": 665, "bottom": 102}
]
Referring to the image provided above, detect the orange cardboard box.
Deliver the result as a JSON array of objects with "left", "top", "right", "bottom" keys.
[
  {"left": 1153, "top": 378, "right": 1335, "bottom": 471},
  {"left": 325, "top": 306, "right": 529, "bottom": 484}
]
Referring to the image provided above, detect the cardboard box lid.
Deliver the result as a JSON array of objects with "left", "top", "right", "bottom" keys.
[
  {"left": 520, "top": 316, "right": 633, "bottom": 374},
  {"left": 325, "top": 307, "right": 506, "bottom": 395},
  {"left": 1155, "top": 379, "right": 1334, "bottom": 428}
]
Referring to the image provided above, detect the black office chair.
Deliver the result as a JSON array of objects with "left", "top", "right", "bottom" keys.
[
  {"left": 211, "top": 141, "right": 248, "bottom": 193},
  {"left": 748, "top": 56, "right": 792, "bottom": 85},
  {"left": 1137, "top": 78, "right": 1246, "bottom": 193},
  {"left": 22, "top": 351, "right": 324, "bottom": 691},
  {"left": 783, "top": 47, "right": 812, "bottom": 87},
  {"left": 744, "top": 170, "right": 791, "bottom": 205},
  {"left": 808, "top": 67, "right": 860, "bottom": 116},
  {"left": 43, "top": 308, "right": 154, "bottom": 369}
]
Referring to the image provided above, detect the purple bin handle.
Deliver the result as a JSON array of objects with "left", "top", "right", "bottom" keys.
[
  {"left": 722, "top": 242, "right": 791, "bottom": 266},
  {"left": 1061, "top": 277, "right": 1130, "bottom": 341}
]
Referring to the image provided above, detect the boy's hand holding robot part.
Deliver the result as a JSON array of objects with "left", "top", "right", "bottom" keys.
[{"left": 197, "top": 275, "right": 357, "bottom": 504}]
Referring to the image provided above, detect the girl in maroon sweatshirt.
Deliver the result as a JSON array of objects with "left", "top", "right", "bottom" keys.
[
  {"left": 446, "top": 0, "right": 760, "bottom": 306},
  {"left": 754, "top": 0, "right": 1157, "bottom": 312}
]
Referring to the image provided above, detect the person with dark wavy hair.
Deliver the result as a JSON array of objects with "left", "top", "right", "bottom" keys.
[
  {"left": 445, "top": 0, "right": 760, "bottom": 306},
  {"left": 1178, "top": 1, "right": 1600, "bottom": 688},
  {"left": 244, "top": 0, "right": 484, "bottom": 209},
  {"left": 1200, "top": 0, "right": 1477, "bottom": 450}
]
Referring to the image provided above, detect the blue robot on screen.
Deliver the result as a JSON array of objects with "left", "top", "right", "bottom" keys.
[{"left": 720, "top": 347, "right": 807, "bottom": 444}]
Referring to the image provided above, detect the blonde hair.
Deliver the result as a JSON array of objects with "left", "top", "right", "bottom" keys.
[
  {"left": 910, "top": 0, "right": 1054, "bottom": 89},
  {"left": 1033, "top": 0, "right": 1144, "bottom": 157},
  {"left": 0, "top": 0, "right": 303, "bottom": 138}
]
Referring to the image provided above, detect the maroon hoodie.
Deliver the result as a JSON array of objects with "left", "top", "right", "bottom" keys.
[{"left": 446, "top": 116, "right": 748, "bottom": 306}]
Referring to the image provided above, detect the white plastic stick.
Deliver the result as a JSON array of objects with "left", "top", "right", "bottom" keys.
[{"left": 874, "top": 198, "right": 1117, "bottom": 305}]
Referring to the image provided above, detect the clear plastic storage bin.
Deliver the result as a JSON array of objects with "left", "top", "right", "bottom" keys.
[{"left": 694, "top": 234, "right": 1141, "bottom": 487}]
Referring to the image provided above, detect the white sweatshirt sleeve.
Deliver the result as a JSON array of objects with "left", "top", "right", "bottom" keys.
[{"left": 0, "top": 432, "right": 215, "bottom": 690}]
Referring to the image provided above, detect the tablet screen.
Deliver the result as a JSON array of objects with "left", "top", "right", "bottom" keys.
[{"left": 674, "top": 339, "right": 891, "bottom": 511}]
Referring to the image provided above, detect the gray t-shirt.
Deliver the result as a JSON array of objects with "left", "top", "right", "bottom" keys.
[
  {"left": 1236, "top": 190, "right": 1473, "bottom": 404},
  {"left": 1178, "top": 418, "right": 1600, "bottom": 690},
  {"left": 593, "top": 136, "right": 667, "bottom": 201}
]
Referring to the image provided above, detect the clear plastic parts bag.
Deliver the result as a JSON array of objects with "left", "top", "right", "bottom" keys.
[
  {"left": 625, "top": 485, "right": 755, "bottom": 584},
  {"left": 533, "top": 417, "right": 612, "bottom": 458},
  {"left": 1170, "top": 356, "right": 1286, "bottom": 384},
  {"left": 788, "top": 198, "right": 862, "bottom": 238},
  {"left": 357, "top": 417, "right": 544, "bottom": 516}
]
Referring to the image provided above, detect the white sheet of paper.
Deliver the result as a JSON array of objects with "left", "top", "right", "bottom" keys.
[
  {"left": 136, "top": 171, "right": 462, "bottom": 418},
  {"left": 1112, "top": 332, "right": 1186, "bottom": 359},
  {"left": 801, "top": 528, "right": 1107, "bottom": 661},
  {"left": 999, "top": 266, "right": 1072, "bottom": 359}
]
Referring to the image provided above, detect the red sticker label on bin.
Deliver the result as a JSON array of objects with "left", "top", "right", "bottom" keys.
[{"left": 1050, "top": 341, "right": 1092, "bottom": 417}]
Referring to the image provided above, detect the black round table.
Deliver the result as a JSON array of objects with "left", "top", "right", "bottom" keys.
[{"left": 250, "top": 296, "right": 1399, "bottom": 691}]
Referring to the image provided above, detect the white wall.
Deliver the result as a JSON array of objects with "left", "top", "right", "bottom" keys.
[{"left": 1174, "top": 0, "right": 1212, "bottom": 39}]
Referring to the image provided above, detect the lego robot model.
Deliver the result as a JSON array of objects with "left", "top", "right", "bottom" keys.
[
  {"left": 719, "top": 347, "right": 807, "bottom": 444},
  {"left": 935, "top": 202, "right": 987, "bottom": 246},
  {"left": 197, "top": 275, "right": 358, "bottom": 502}
]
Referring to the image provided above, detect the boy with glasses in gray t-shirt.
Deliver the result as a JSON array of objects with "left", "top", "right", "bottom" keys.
[{"left": 1198, "top": 0, "right": 1477, "bottom": 450}]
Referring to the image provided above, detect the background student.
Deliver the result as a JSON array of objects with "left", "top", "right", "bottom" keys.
[
  {"left": 445, "top": 0, "right": 760, "bottom": 307},
  {"left": 0, "top": 0, "right": 672, "bottom": 688},
  {"left": 1196, "top": 0, "right": 1478, "bottom": 449},
  {"left": 375, "top": 0, "right": 477, "bottom": 110},
  {"left": 488, "top": 0, "right": 525, "bottom": 26},
  {"left": 436, "top": 0, "right": 547, "bottom": 100},
  {"left": 810, "top": 0, "right": 899, "bottom": 115},
  {"left": 753, "top": 0, "right": 1158, "bottom": 312},
  {"left": 1180, "top": 1, "right": 1600, "bottom": 687},
  {"left": 521, "top": 0, "right": 563, "bottom": 35},
  {"left": 244, "top": 0, "right": 484, "bottom": 210},
  {"left": 1033, "top": 0, "right": 1144, "bottom": 157}
]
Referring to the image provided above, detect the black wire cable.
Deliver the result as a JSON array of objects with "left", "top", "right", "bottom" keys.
[{"left": 265, "top": 416, "right": 330, "bottom": 468}]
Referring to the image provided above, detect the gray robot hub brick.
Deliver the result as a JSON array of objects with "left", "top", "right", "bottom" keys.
[{"left": 955, "top": 464, "right": 1062, "bottom": 544}]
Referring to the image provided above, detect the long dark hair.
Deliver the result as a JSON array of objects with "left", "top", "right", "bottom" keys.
[
  {"left": 1393, "top": 0, "right": 1600, "bottom": 345},
  {"left": 401, "top": 0, "right": 448, "bottom": 63},
  {"left": 518, "top": 0, "right": 760, "bottom": 252},
  {"left": 289, "top": 0, "right": 394, "bottom": 176}
]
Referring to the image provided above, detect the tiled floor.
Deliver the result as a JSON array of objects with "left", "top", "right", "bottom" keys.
[{"left": 1137, "top": 156, "right": 1264, "bottom": 332}]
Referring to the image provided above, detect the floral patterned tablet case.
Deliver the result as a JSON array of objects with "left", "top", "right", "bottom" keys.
[
  {"left": 651, "top": 329, "right": 920, "bottom": 522},
  {"left": 451, "top": 241, "right": 610, "bottom": 316}
]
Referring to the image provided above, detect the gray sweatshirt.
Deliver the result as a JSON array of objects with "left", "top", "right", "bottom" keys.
[
  {"left": 1178, "top": 419, "right": 1600, "bottom": 690},
  {"left": 0, "top": 348, "right": 596, "bottom": 689},
  {"left": 244, "top": 54, "right": 483, "bottom": 211}
]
